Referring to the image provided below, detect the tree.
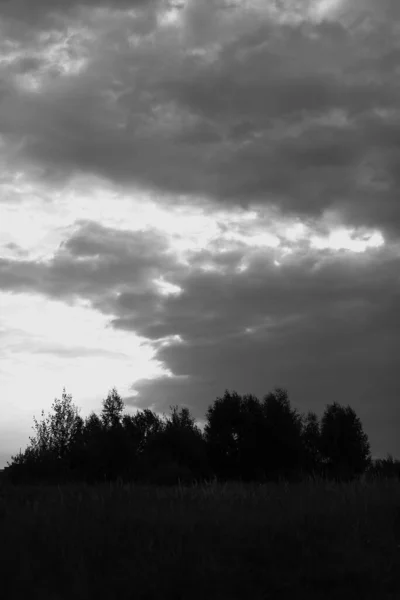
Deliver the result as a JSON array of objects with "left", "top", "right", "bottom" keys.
[
  {"left": 84, "top": 411, "right": 104, "bottom": 438},
  {"left": 65, "top": 413, "right": 85, "bottom": 475},
  {"left": 143, "top": 405, "right": 209, "bottom": 484},
  {"left": 365, "top": 454, "right": 400, "bottom": 482},
  {"left": 28, "top": 388, "right": 82, "bottom": 461},
  {"left": 101, "top": 387, "right": 125, "bottom": 429},
  {"left": 234, "top": 393, "right": 266, "bottom": 481},
  {"left": 7, "top": 389, "right": 83, "bottom": 483},
  {"left": 99, "top": 388, "right": 127, "bottom": 481},
  {"left": 65, "top": 412, "right": 102, "bottom": 482},
  {"left": 319, "top": 402, "right": 371, "bottom": 481},
  {"left": 166, "top": 405, "right": 198, "bottom": 430},
  {"left": 204, "top": 390, "right": 243, "bottom": 480},
  {"left": 261, "top": 388, "right": 304, "bottom": 481},
  {"left": 123, "top": 409, "right": 164, "bottom": 455},
  {"left": 204, "top": 388, "right": 304, "bottom": 482},
  {"left": 121, "top": 409, "right": 166, "bottom": 482},
  {"left": 300, "top": 410, "right": 323, "bottom": 477},
  {"left": 7, "top": 446, "right": 41, "bottom": 484}
]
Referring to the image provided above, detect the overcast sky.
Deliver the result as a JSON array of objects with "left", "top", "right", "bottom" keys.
[{"left": 0, "top": 0, "right": 399, "bottom": 468}]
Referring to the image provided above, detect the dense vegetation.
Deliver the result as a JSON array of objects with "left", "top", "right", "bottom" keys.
[
  {"left": 0, "top": 478, "right": 399, "bottom": 599},
  {"left": 4, "top": 386, "right": 398, "bottom": 486}
]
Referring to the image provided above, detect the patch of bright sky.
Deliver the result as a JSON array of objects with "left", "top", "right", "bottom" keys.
[
  {"left": 153, "top": 277, "right": 183, "bottom": 296},
  {"left": 152, "top": 335, "right": 185, "bottom": 351},
  {"left": 225, "top": 230, "right": 281, "bottom": 248},
  {"left": 0, "top": 291, "right": 167, "bottom": 419},
  {"left": 284, "top": 222, "right": 308, "bottom": 241},
  {"left": 311, "top": 228, "right": 384, "bottom": 252},
  {"left": 0, "top": 172, "right": 385, "bottom": 262}
]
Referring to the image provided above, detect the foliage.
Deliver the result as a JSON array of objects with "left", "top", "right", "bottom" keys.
[
  {"left": 29, "top": 388, "right": 82, "bottom": 460},
  {"left": 204, "top": 388, "right": 304, "bottom": 482},
  {"left": 204, "top": 390, "right": 249, "bottom": 480},
  {"left": 101, "top": 387, "right": 124, "bottom": 430},
  {"left": 142, "top": 405, "right": 209, "bottom": 482},
  {"left": 6, "top": 385, "right": 382, "bottom": 487},
  {"left": 261, "top": 388, "right": 304, "bottom": 480},
  {"left": 365, "top": 454, "right": 400, "bottom": 481},
  {"left": 7, "top": 388, "right": 82, "bottom": 483},
  {"left": 300, "top": 410, "right": 323, "bottom": 476},
  {"left": 319, "top": 402, "right": 372, "bottom": 481}
]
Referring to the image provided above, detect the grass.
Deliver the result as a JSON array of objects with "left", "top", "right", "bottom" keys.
[{"left": 0, "top": 477, "right": 400, "bottom": 599}]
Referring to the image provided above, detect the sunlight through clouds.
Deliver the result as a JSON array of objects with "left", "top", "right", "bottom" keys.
[
  {"left": 311, "top": 228, "right": 384, "bottom": 253},
  {"left": 153, "top": 277, "right": 183, "bottom": 296},
  {"left": 0, "top": 171, "right": 387, "bottom": 270}
]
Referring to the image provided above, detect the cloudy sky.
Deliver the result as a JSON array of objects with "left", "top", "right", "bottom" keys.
[{"left": 1, "top": 0, "right": 399, "bottom": 468}]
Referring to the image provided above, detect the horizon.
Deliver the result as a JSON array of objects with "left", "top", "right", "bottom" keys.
[{"left": 0, "top": 385, "right": 398, "bottom": 469}]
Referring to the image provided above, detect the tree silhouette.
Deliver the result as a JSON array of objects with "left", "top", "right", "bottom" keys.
[
  {"left": 6, "top": 384, "right": 377, "bottom": 486},
  {"left": 261, "top": 388, "right": 304, "bottom": 481},
  {"left": 300, "top": 410, "right": 322, "bottom": 478},
  {"left": 65, "top": 413, "right": 85, "bottom": 477},
  {"left": 319, "top": 402, "right": 372, "bottom": 481},
  {"left": 6, "top": 388, "right": 83, "bottom": 483},
  {"left": 143, "top": 405, "right": 209, "bottom": 484},
  {"left": 235, "top": 393, "right": 266, "bottom": 481},
  {"left": 74, "top": 412, "right": 106, "bottom": 482},
  {"left": 27, "top": 388, "right": 81, "bottom": 461},
  {"left": 204, "top": 390, "right": 243, "bottom": 480},
  {"left": 122, "top": 409, "right": 164, "bottom": 456},
  {"left": 101, "top": 387, "right": 124, "bottom": 430},
  {"left": 204, "top": 388, "right": 304, "bottom": 482},
  {"left": 118, "top": 409, "right": 166, "bottom": 482},
  {"left": 365, "top": 454, "right": 400, "bottom": 481},
  {"left": 97, "top": 388, "right": 131, "bottom": 481}
]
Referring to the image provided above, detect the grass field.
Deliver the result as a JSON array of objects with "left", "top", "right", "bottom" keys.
[{"left": 1, "top": 478, "right": 399, "bottom": 599}]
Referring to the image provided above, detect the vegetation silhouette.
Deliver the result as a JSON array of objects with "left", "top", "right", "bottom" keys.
[
  {"left": 318, "top": 402, "right": 372, "bottom": 482},
  {"left": 5, "top": 385, "right": 395, "bottom": 487}
]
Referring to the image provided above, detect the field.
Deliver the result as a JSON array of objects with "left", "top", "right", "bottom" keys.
[{"left": 1, "top": 478, "right": 400, "bottom": 599}]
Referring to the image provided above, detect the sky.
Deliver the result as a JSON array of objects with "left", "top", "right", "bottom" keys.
[{"left": 0, "top": 0, "right": 399, "bottom": 468}]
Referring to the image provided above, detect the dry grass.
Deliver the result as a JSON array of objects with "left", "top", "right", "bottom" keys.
[{"left": 0, "top": 477, "right": 399, "bottom": 599}]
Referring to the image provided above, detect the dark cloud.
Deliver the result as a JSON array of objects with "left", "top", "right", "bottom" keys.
[
  {"left": 109, "top": 245, "right": 399, "bottom": 344},
  {"left": 1, "top": 1, "right": 400, "bottom": 234},
  {"left": 0, "top": 221, "right": 179, "bottom": 304},
  {"left": 0, "top": 0, "right": 162, "bottom": 45},
  {"left": 0, "top": 0, "right": 157, "bottom": 23},
  {"left": 128, "top": 250, "right": 400, "bottom": 458}
]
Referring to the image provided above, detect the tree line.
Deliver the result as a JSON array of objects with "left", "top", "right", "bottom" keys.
[{"left": 5, "top": 386, "right": 398, "bottom": 486}]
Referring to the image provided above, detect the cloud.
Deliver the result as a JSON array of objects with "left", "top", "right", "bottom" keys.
[
  {"left": 1, "top": 210, "right": 397, "bottom": 453},
  {"left": 1, "top": 0, "right": 400, "bottom": 237},
  {"left": 0, "top": 0, "right": 158, "bottom": 25},
  {"left": 0, "top": 221, "right": 179, "bottom": 306},
  {"left": 32, "top": 343, "right": 130, "bottom": 358},
  {"left": 125, "top": 243, "right": 400, "bottom": 459}
]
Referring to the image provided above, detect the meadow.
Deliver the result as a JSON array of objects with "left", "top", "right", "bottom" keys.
[{"left": 0, "top": 477, "right": 399, "bottom": 600}]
